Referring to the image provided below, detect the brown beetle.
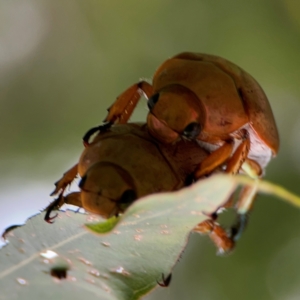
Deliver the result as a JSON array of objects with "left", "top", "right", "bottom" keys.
[
  {"left": 103, "top": 52, "right": 279, "bottom": 231},
  {"left": 46, "top": 123, "right": 234, "bottom": 253},
  {"left": 105, "top": 52, "right": 279, "bottom": 175}
]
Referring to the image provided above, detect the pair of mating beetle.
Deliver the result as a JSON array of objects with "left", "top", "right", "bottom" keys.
[{"left": 46, "top": 52, "right": 279, "bottom": 253}]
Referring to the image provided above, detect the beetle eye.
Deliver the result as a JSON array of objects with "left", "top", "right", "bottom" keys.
[
  {"left": 182, "top": 122, "right": 201, "bottom": 139},
  {"left": 147, "top": 93, "right": 160, "bottom": 110},
  {"left": 118, "top": 189, "right": 137, "bottom": 212}
]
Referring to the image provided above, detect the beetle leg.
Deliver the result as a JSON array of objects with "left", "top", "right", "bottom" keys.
[
  {"left": 44, "top": 192, "right": 82, "bottom": 223},
  {"left": 230, "top": 169, "right": 259, "bottom": 241},
  {"left": 44, "top": 194, "right": 65, "bottom": 223},
  {"left": 194, "top": 219, "right": 235, "bottom": 254},
  {"left": 230, "top": 184, "right": 259, "bottom": 241},
  {"left": 47, "top": 164, "right": 79, "bottom": 223},
  {"left": 229, "top": 158, "right": 261, "bottom": 240},
  {"left": 82, "top": 122, "right": 112, "bottom": 147},
  {"left": 50, "top": 164, "right": 78, "bottom": 196},
  {"left": 105, "top": 81, "right": 154, "bottom": 124},
  {"left": 195, "top": 130, "right": 252, "bottom": 178},
  {"left": 194, "top": 141, "right": 234, "bottom": 178},
  {"left": 225, "top": 134, "right": 251, "bottom": 174},
  {"left": 242, "top": 158, "right": 263, "bottom": 178},
  {"left": 63, "top": 192, "right": 83, "bottom": 208}
]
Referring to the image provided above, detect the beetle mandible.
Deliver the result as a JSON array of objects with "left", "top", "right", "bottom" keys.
[
  {"left": 46, "top": 123, "right": 234, "bottom": 253},
  {"left": 102, "top": 52, "right": 279, "bottom": 227}
]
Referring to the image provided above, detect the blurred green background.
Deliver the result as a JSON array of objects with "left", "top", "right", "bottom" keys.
[{"left": 1, "top": 0, "right": 300, "bottom": 299}]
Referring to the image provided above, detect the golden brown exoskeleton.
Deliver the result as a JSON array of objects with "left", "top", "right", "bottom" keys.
[
  {"left": 103, "top": 52, "right": 279, "bottom": 231},
  {"left": 46, "top": 123, "right": 234, "bottom": 253}
]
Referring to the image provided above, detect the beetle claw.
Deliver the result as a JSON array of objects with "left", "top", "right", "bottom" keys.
[
  {"left": 44, "top": 205, "right": 58, "bottom": 223},
  {"left": 44, "top": 196, "right": 63, "bottom": 223},
  {"left": 82, "top": 122, "right": 113, "bottom": 146},
  {"left": 45, "top": 213, "right": 58, "bottom": 224}
]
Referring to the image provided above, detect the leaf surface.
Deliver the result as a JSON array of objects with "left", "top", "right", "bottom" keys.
[{"left": 0, "top": 174, "right": 274, "bottom": 300}]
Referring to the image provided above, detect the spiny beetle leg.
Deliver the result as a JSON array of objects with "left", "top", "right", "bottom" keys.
[
  {"left": 194, "top": 219, "right": 235, "bottom": 254},
  {"left": 50, "top": 164, "right": 78, "bottom": 196},
  {"left": 105, "top": 81, "right": 153, "bottom": 124},
  {"left": 44, "top": 194, "right": 64, "bottom": 223},
  {"left": 194, "top": 140, "right": 234, "bottom": 178},
  {"left": 226, "top": 132, "right": 251, "bottom": 174},
  {"left": 230, "top": 162, "right": 260, "bottom": 241}
]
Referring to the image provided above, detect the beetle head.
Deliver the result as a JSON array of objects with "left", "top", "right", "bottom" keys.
[
  {"left": 79, "top": 162, "right": 137, "bottom": 218},
  {"left": 147, "top": 85, "right": 205, "bottom": 143}
]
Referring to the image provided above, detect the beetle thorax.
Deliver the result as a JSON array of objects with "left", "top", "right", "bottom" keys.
[
  {"left": 80, "top": 161, "right": 137, "bottom": 218},
  {"left": 153, "top": 58, "right": 250, "bottom": 143}
]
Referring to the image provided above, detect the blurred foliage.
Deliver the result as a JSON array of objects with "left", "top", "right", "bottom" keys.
[{"left": 1, "top": 0, "right": 300, "bottom": 299}]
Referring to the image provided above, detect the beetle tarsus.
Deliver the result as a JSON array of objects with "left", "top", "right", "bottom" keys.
[
  {"left": 83, "top": 122, "right": 113, "bottom": 146},
  {"left": 45, "top": 213, "right": 58, "bottom": 224},
  {"left": 194, "top": 219, "right": 235, "bottom": 254},
  {"left": 44, "top": 196, "right": 63, "bottom": 223},
  {"left": 50, "top": 164, "right": 78, "bottom": 196}
]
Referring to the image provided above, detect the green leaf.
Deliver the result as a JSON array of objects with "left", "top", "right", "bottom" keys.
[
  {"left": 1, "top": 174, "right": 300, "bottom": 300},
  {"left": 0, "top": 175, "right": 236, "bottom": 300}
]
